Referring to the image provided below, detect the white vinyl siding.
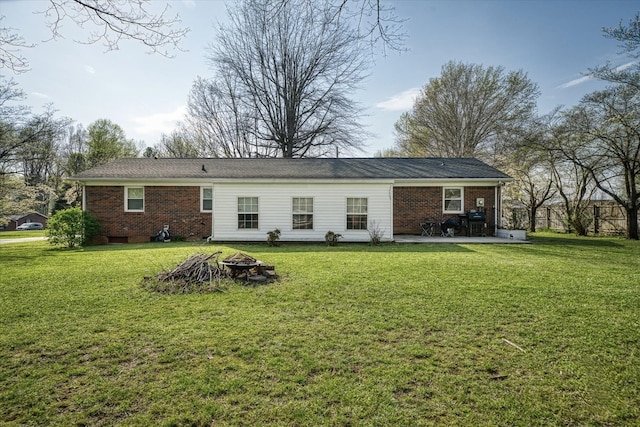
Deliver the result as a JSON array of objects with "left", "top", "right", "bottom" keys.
[{"left": 211, "top": 182, "right": 393, "bottom": 242}]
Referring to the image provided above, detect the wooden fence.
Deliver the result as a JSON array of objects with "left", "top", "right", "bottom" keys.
[{"left": 505, "top": 202, "right": 636, "bottom": 235}]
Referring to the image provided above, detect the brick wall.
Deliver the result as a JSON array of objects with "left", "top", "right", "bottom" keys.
[
  {"left": 393, "top": 186, "right": 497, "bottom": 236},
  {"left": 86, "top": 186, "right": 212, "bottom": 243}
]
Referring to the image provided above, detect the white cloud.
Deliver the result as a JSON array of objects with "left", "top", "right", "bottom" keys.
[
  {"left": 615, "top": 60, "right": 637, "bottom": 72},
  {"left": 84, "top": 65, "right": 96, "bottom": 74},
  {"left": 375, "top": 87, "right": 420, "bottom": 111},
  {"left": 558, "top": 61, "right": 637, "bottom": 89},
  {"left": 130, "top": 105, "right": 187, "bottom": 136},
  {"left": 31, "top": 92, "right": 50, "bottom": 99},
  {"left": 558, "top": 75, "right": 592, "bottom": 89},
  {"left": 182, "top": 0, "right": 196, "bottom": 8}
]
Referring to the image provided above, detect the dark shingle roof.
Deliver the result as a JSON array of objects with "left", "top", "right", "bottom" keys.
[{"left": 73, "top": 157, "right": 512, "bottom": 181}]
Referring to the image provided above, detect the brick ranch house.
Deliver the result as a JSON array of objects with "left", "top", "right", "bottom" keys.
[
  {"left": 1, "top": 212, "right": 48, "bottom": 231},
  {"left": 72, "top": 157, "right": 512, "bottom": 243}
]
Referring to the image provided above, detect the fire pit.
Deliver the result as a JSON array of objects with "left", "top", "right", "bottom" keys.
[{"left": 220, "top": 252, "right": 259, "bottom": 278}]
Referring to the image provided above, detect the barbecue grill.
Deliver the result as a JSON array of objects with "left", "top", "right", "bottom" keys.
[
  {"left": 467, "top": 211, "right": 486, "bottom": 221},
  {"left": 467, "top": 211, "right": 486, "bottom": 236}
]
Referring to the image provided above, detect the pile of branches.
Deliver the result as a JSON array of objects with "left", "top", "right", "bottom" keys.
[{"left": 144, "top": 251, "right": 230, "bottom": 293}]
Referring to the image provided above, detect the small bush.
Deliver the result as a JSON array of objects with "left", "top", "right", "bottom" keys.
[
  {"left": 47, "top": 207, "right": 100, "bottom": 248},
  {"left": 367, "top": 220, "right": 385, "bottom": 246},
  {"left": 267, "top": 228, "right": 281, "bottom": 246},
  {"left": 325, "top": 231, "right": 342, "bottom": 246}
]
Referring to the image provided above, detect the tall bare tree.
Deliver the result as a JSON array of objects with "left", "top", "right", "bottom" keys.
[
  {"left": 1, "top": 1, "right": 188, "bottom": 74},
  {"left": 206, "top": 0, "right": 370, "bottom": 158},
  {"left": 393, "top": 61, "right": 540, "bottom": 161},
  {"left": 186, "top": 76, "right": 271, "bottom": 158},
  {"left": 560, "top": 85, "right": 640, "bottom": 240}
]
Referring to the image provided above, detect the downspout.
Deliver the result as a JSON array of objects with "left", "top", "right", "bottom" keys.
[
  {"left": 389, "top": 183, "right": 394, "bottom": 241},
  {"left": 210, "top": 183, "right": 215, "bottom": 239},
  {"left": 495, "top": 182, "right": 502, "bottom": 235},
  {"left": 494, "top": 183, "right": 499, "bottom": 236},
  {"left": 82, "top": 184, "right": 86, "bottom": 211}
]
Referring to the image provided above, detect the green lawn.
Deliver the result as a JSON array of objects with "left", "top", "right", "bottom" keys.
[{"left": 1, "top": 234, "right": 639, "bottom": 426}]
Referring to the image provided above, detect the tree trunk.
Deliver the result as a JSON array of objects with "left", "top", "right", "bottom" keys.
[
  {"left": 626, "top": 206, "right": 639, "bottom": 240},
  {"left": 529, "top": 205, "right": 537, "bottom": 232}
]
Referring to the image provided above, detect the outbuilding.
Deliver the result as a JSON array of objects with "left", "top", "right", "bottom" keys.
[
  {"left": 72, "top": 157, "right": 512, "bottom": 243},
  {"left": 2, "top": 212, "right": 48, "bottom": 231}
]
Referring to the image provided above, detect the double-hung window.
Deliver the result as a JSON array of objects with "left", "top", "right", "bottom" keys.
[
  {"left": 125, "top": 187, "right": 144, "bottom": 212},
  {"left": 443, "top": 187, "right": 463, "bottom": 213},
  {"left": 346, "top": 197, "right": 368, "bottom": 230},
  {"left": 292, "top": 197, "right": 313, "bottom": 230},
  {"left": 201, "top": 187, "right": 213, "bottom": 212},
  {"left": 238, "top": 197, "right": 259, "bottom": 229}
]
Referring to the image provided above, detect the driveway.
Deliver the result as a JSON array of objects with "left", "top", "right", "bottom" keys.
[{"left": 0, "top": 237, "right": 48, "bottom": 245}]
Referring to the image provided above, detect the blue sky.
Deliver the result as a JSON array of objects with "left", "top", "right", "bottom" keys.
[{"left": 2, "top": 0, "right": 638, "bottom": 156}]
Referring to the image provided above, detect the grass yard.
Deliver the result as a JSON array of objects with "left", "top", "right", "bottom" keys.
[{"left": 1, "top": 233, "right": 639, "bottom": 426}]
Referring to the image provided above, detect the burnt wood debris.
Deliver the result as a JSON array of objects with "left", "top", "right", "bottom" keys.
[{"left": 145, "top": 251, "right": 277, "bottom": 293}]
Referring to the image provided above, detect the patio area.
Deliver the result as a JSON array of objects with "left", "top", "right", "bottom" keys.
[{"left": 393, "top": 234, "right": 530, "bottom": 244}]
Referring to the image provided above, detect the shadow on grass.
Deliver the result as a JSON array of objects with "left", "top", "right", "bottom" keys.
[
  {"left": 528, "top": 234, "right": 625, "bottom": 248},
  {"left": 77, "top": 240, "right": 476, "bottom": 254}
]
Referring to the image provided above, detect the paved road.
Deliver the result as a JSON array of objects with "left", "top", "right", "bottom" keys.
[{"left": 0, "top": 237, "right": 48, "bottom": 245}]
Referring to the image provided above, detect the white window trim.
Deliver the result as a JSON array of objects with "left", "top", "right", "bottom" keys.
[
  {"left": 443, "top": 187, "right": 464, "bottom": 214},
  {"left": 125, "top": 186, "right": 144, "bottom": 212},
  {"left": 292, "top": 197, "right": 314, "bottom": 231},
  {"left": 201, "top": 187, "right": 213, "bottom": 212},
  {"left": 346, "top": 197, "right": 368, "bottom": 231}
]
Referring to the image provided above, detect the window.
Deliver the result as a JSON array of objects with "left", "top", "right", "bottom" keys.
[
  {"left": 238, "top": 197, "right": 258, "bottom": 229},
  {"left": 292, "top": 197, "right": 313, "bottom": 230},
  {"left": 443, "top": 187, "right": 463, "bottom": 213},
  {"left": 125, "top": 187, "right": 144, "bottom": 212},
  {"left": 347, "top": 197, "right": 368, "bottom": 230},
  {"left": 201, "top": 187, "right": 213, "bottom": 212}
]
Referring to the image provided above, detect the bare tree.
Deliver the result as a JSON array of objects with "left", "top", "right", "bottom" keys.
[
  {"left": 186, "top": 76, "right": 272, "bottom": 158},
  {"left": 18, "top": 107, "right": 70, "bottom": 186},
  {"left": 591, "top": 12, "right": 640, "bottom": 89},
  {"left": 503, "top": 121, "right": 556, "bottom": 232},
  {"left": 207, "top": 0, "right": 370, "bottom": 158},
  {"left": 154, "top": 128, "right": 200, "bottom": 158},
  {"left": 393, "top": 61, "right": 540, "bottom": 161},
  {"left": 1, "top": 1, "right": 188, "bottom": 74},
  {"left": 560, "top": 85, "right": 640, "bottom": 240},
  {"left": 0, "top": 16, "right": 33, "bottom": 74}
]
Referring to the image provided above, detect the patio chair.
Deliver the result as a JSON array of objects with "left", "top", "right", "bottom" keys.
[{"left": 440, "top": 217, "right": 460, "bottom": 237}]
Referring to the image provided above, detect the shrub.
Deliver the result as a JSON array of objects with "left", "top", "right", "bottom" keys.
[
  {"left": 266, "top": 228, "right": 281, "bottom": 246},
  {"left": 325, "top": 231, "right": 342, "bottom": 246},
  {"left": 367, "top": 220, "right": 385, "bottom": 246},
  {"left": 47, "top": 207, "right": 100, "bottom": 248}
]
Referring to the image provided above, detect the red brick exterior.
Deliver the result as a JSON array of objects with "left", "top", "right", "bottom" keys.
[
  {"left": 393, "top": 186, "right": 497, "bottom": 236},
  {"left": 86, "top": 186, "right": 211, "bottom": 243}
]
